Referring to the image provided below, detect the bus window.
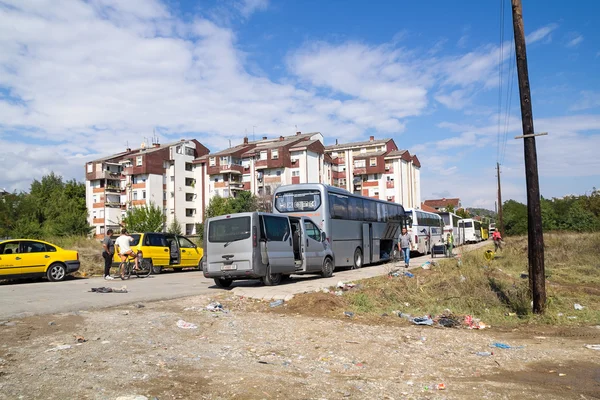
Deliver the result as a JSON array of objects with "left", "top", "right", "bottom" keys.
[
  {"left": 377, "top": 203, "right": 387, "bottom": 222},
  {"left": 349, "top": 197, "right": 364, "bottom": 220},
  {"left": 329, "top": 194, "right": 348, "bottom": 220},
  {"left": 364, "top": 200, "right": 377, "bottom": 221}
]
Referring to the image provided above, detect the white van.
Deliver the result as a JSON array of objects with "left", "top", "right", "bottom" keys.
[{"left": 203, "top": 212, "right": 335, "bottom": 287}]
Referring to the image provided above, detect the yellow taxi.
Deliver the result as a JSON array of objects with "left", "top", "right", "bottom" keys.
[
  {"left": 0, "top": 239, "right": 80, "bottom": 282},
  {"left": 111, "top": 233, "right": 203, "bottom": 274}
]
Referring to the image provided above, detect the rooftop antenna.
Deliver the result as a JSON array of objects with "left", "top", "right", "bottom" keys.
[{"left": 229, "top": 138, "right": 232, "bottom": 148}]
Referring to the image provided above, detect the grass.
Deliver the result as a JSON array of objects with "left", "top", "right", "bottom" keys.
[{"left": 294, "top": 232, "right": 600, "bottom": 328}]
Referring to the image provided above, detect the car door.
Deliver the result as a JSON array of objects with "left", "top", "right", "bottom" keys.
[
  {"left": 262, "top": 215, "right": 295, "bottom": 274},
  {"left": 143, "top": 233, "right": 170, "bottom": 267},
  {"left": 302, "top": 218, "right": 325, "bottom": 269},
  {"left": 0, "top": 241, "right": 21, "bottom": 277},
  {"left": 18, "top": 241, "right": 54, "bottom": 275},
  {"left": 177, "top": 236, "right": 201, "bottom": 267}
]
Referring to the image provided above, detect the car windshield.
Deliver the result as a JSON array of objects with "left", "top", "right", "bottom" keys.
[{"left": 208, "top": 217, "right": 251, "bottom": 243}]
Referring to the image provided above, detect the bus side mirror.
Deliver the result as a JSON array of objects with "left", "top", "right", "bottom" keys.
[{"left": 321, "top": 232, "right": 327, "bottom": 242}]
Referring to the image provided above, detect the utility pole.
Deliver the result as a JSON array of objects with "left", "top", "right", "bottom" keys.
[
  {"left": 511, "top": 0, "right": 546, "bottom": 313},
  {"left": 496, "top": 162, "right": 504, "bottom": 236}
]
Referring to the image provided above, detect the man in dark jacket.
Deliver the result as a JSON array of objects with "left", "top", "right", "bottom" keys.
[{"left": 102, "top": 229, "right": 114, "bottom": 280}]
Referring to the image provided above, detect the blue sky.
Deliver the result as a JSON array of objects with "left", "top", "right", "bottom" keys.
[{"left": 0, "top": 0, "right": 599, "bottom": 209}]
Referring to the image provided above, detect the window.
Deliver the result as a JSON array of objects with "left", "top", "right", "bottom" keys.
[
  {"left": 348, "top": 197, "right": 364, "bottom": 220},
  {"left": 370, "top": 158, "right": 377, "bottom": 167},
  {"left": 136, "top": 156, "right": 143, "bottom": 166},
  {"left": 144, "top": 233, "right": 168, "bottom": 247},
  {"left": 364, "top": 200, "right": 377, "bottom": 221},
  {"left": 133, "top": 192, "right": 138, "bottom": 200},
  {"left": 276, "top": 170, "right": 281, "bottom": 176},
  {"left": 163, "top": 192, "right": 167, "bottom": 200},
  {"left": 274, "top": 190, "right": 322, "bottom": 212},
  {"left": 0, "top": 242, "right": 19, "bottom": 254},
  {"left": 271, "top": 149, "right": 279, "bottom": 159},
  {"left": 209, "top": 157, "right": 216, "bottom": 166},
  {"left": 21, "top": 241, "right": 53, "bottom": 253},
  {"left": 220, "top": 156, "right": 229, "bottom": 164},
  {"left": 185, "top": 147, "right": 195, "bottom": 156},
  {"left": 329, "top": 193, "right": 348, "bottom": 219},
  {"left": 142, "top": 190, "right": 146, "bottom": 199},
  {"left": 354, "top": 159, "right": 366, "bottom": 168},
  {"left": 87, "top": 164, "right": 93, "bottom": 173},
  {"left": 178, "top": 236, "right": 196, "bottom": 248},
  {"left": 263, "top": 215, "right": 290, "bottom": 241},
  {"left": 292, "top": 170, "right": 300, "bottom": 177},
  {"left": 208, "top": 217, "right": 251, "bottom": 243},
  {"left": 93, "top": 196, "right": 97, "bottom": 203},
  {"left": 304, "top": 220, "right": 321, "bottom": 241},
  {"left": 377, "top": 203, "right": 387, "bottom": 222},
  {"left": 260, "top": 151, "right": 267, "bottom": 160},
  {"left": 185, "top": 162, "right": 193, "bottom": 171}
]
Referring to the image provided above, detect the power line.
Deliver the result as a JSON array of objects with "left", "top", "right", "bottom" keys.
[
  {"left": 500, "top": 39, "right": 516, "bottom": 165},
  {"left": 496, "top": 0, "right": 506, "bottom": 165}
]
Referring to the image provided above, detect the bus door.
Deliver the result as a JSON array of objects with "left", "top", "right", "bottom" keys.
[{"left": 362, "top": 223, "right": 372, "bottom": 265}]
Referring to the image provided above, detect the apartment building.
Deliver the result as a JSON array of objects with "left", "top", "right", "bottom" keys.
[
  {"left": 325, "top": 136, "right": 421, "bottom": 208},
  {"left": 85, "top": 139, "right": 209, "bottom": 237},
  {"left": 193, "top": 132, "right": 332, "bottom": 219},
  {"left": 422, "top": 197, "right": 461, "bottom": 212}
]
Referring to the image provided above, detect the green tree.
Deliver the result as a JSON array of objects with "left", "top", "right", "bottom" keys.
[
  {"left": 167, "top": 217, "right": 182, "bottom": 234},
  {"left": 445, "top": 204, "right": 455, "bottom": 213},
  {"left": 565, "top": 201, "right": 597, "bottom": 232},
  {"left": 456, "top": 208, "right": 470, "bottom": 219},
  {"left": 229, "top": 191, "right": 258, "bottom": 213},
  {"left": 502, "top": 200, "right": 528, "bottom": 235},
  {"left": 540, "top": 197, "right": 558, "bottom": 231},
  {"left": 122, "top": 202, "right": 165, "bottom": 232}
]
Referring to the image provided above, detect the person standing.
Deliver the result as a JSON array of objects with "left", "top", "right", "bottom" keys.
[
  {"left": 398, "top": 227, "right": 413, "bottom": 268},
  {"left": 492, "top": 229, "right": 503, "bottom": 252},
  {"left": 445, "top": 232, "right": 454, "bottom": 257},
  {"left": 102, "top": 229, "right": 115, "bottom": 280}
]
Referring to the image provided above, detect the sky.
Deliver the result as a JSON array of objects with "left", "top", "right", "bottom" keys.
[{"left": 0, "top": 0, "right": 599, "bottom": 210}]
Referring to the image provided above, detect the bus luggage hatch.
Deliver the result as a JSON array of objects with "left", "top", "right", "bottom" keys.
[{"left": 362, "top": 223, "right": 372, "bottom": 265}]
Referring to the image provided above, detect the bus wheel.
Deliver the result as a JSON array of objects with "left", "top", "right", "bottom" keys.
[
  {"left": 263, "top": 266, "right": 282, "bottom": 286},
  {"left": 321, "top": 257, "right": 334, "bottom": 278},
  {"left": 352, "top": 248, "right": 363, "bottom": 269}
]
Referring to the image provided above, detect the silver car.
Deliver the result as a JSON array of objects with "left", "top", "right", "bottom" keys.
[{"left": 203, "top": 212, "right": 334, "bottom": 288}]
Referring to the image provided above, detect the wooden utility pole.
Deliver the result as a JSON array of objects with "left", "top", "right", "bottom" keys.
[
  {"left": 511, "top": 0, "right": 546, "bottom": 313},
  {"left": 496, "top": 162, "right": 504, "bottom": 236}
]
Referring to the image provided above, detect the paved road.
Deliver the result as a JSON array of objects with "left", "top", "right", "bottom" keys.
[{"left": 0, "top": 241, "right": 489, "bottom": 320}]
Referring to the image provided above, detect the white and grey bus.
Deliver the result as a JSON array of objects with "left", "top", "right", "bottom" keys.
[
  {"left": 404, "top": 209, "right": 444, "bottom": 255},
  {"left": 458, "top": 218, "right": 482, "bottom": 243},
  {"left": 438, "top": 211, "right": 463, "bottom": 246},
  {"left": 273, "top": 184, "right": 405, "bottom": 269}
]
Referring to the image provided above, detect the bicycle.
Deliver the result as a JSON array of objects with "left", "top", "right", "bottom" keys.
[{"left": 119, "top": 251, "right": 152, "bottom": 280}]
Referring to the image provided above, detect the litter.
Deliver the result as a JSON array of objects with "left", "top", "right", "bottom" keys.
[
  {"left": 437, "top": 383, "right": 446, "bottom": 390},
  {"left": 404, "top": 271, "right": 414, "bottom": 278},
  {"left": 464, "top": 315, "right": 487, "bottom": 329},
  {"left": 90, "top": 286, "right": 128, "bottom": 293},
  {"left": 476, "top": 351, "right": 493, "bottom": 357},
  {"left": 437, "top": 316, "right": 461, "bottom": 328},
  {"left": 45, "top": 344, "right": 72, "bottom": 352},
  {"left": 584, "top": 344, "right": 600, "bottom": 350},
  {"left": 74, "top": 335, "right": 87, "bottom": 343},
  {"left": 176, "top": 319, "right": 198, "bottom": 329},
  {"left": 574, "top": 303, "right": 584, "bottom": 310},
  {"left": 490, "top": 342, "right": 524, "bottom": 349},
  {"left": 336, "top": 281, "right": 357, "bottom": 291},
  {"left": 269, "top": 300, "right": 284, "bottom": 308},
  {"left": 206, "top": 302, "right": 225, "bottom": 312},
  {"left": 411, "top": 316, "right": 434, "bottom": 326},
  {"left": 421, "top": 261, "right": 431, "bottom": 270},
  {"left": 344, "top": 311, "right": 355, "bottom": 318}
]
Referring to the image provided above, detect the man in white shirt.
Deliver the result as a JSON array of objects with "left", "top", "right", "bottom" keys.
[{"left": 115, "top": 228, "right": 139, "bottom": 277}]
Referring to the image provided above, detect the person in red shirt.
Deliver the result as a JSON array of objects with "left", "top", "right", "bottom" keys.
[{"left": 492, "top": 229, "right": 503, "bottom": 252}]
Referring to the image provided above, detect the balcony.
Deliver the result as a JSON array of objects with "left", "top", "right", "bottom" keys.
[
  {"left": 92, "top": 218, "right": 105, "bottom": 224},
  {"left": 255, "top": 160, "right": 268, "bottom": 169},
  {"left": 264, "top": 176, "right": 281, "bottom": 184},
  {"left": 132, "top": 199, "right": 146, "bottom": 206},
  {"left": 228, "top": 182, "right": 244, "bottom": 190},
  {"left": 132, "top": 182, "right": 146, "bottom": 189},
  {"left": 208, "top": 164, "right": 244, "bottom": 175},
  {"left": 92, "top": 202, "right": 105, "bottom": 208},
  {"left": 106, "top": 185, "right": 121, "bottom": 193},
  {"left": 386, "top": 181, "right": 395, "bottom": 188},
  {"left": 87, "top": 170, "right": 122, "bottom": 181},
  {"left": 105, "top": 201, "right": 121, "bottom": 208},
  {"left": 332, "top": 170, "right": 346, "bottom": 179},
  {"left": 353, "top": 167, "right": 367, "bottom": 175},
  {"left": 363, "top": 181, "right": 379, "bottom": 187}
]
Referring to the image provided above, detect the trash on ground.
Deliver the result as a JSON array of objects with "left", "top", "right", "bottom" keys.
[
  {"left": 411, "top": 316, "right": 434, "bottom": 326},
  {"left": 437, "top": 316, "right": 461, "bottom": 328},
  {"left": 336, "top": 281, "right": 357, "bottom": 291},
  {"left": 206, "top": 302, "right": 225, "bottom": 312},
  {"left": 559, "top": 373, "right": 566, "bottom": 377},
  {"left": 269, "top": 299, "right": 284, "bottom": 308},
  {"left": 134, "top": 304, "right": 145, "bottom": 308},
  {"left": 344, "top": 311, "right": 355, "bottom": 318},
  {"left": 404, "top": 271, "right": 414, "bottom": 278},
  {"left": 476, "top": 351, "right": 493, "bottom": 357},
  {"left": 437, "top": 383, "right": 446, "bottom": 390},
  {"left": 334, "top": 290, "right": 343, "bottom": 296},
  {"left": 90, "top": 286, "right": 128, "bottom": 293},
  {"left": 74, "top": 335, "right": 87, "bottom": 343},
  {"left": 388, "top": 269, "right": 414, "bottom": 278},
  {"left": 574, "top": 303, "right": 584, "bottom": 310},
  {"left": 464, "top": 315, "right": 487, "bottom": 329},
  {"left": 520, "top": 273, "right": 528, "bottom": 279},
  {"left": 584, "top": 344, "right": 600, "bottom": 350},
  {"left": 48, "top": 321, "right": 56, "bottom": 326},
  {"left": 176, "top": 319, "right": 198, "bottom": 329},
  {"left": 421, "top": 261, "right": 431, "bottom": 270},
  {"left": 490, "top": 342, "right": 524, "bottom": 349},
  {"left": 45, "top": 344, "right": 72, "bottom": 352}
]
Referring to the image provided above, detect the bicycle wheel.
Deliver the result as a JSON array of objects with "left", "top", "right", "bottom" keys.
[
  {"left": 121, "top": 261, "right": 132, "bottom": 280},
  {"left": 135, "top": 259, "right": 152, "bottom": 278}
]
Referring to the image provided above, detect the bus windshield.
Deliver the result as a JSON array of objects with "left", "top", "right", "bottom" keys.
[{"left": 274, "top": 190, "right": 322, "bottom": 212}]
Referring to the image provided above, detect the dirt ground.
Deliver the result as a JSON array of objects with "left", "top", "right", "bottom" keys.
[{"left": 0, "top": 293, "right": 599, "bottom": 400}]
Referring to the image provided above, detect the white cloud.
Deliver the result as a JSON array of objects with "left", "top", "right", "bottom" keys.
[
  {"left": 526, "top": 23, "right": 558, "bottom": 44},
  {"left": 237, "top": 0, "right": 269, "bottom": 18},
  {"left": 570, "top": 91, "right": 600, "bottom": 111},
  {"left": 565, "top": 33, "right": 584, "bottom": 48}
]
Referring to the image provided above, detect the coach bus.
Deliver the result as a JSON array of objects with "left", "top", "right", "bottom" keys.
[
  {"left": 458, "top": 218, "right": 482, "bottom": 243},
  {"left": 438, "top": 211, "right": 463, "bottom": 246},
  {"left": 273, "top": 184, "right": 405, "bottom": 269},
  {"left": 404, "top": 208, "right": 444, "bottom": 255}
]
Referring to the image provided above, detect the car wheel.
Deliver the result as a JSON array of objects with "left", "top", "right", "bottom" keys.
[
  {"left": 46, "top": 263, "right": 67, "bottom": 282},
  {"left": 352, "top": 248, "right": 363, "bottom": 269},
  {"left": 214, "top": 278, "right": 233, "bottom": 288},
  {"left": 321, "top": 257, "right": 334, "bottom": 278},
  {"left": 151, "top": 265, "right": 163, "bottom": 275},
  {"left": 262, "top": 265, "right": 282, "bottom": 286}
]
